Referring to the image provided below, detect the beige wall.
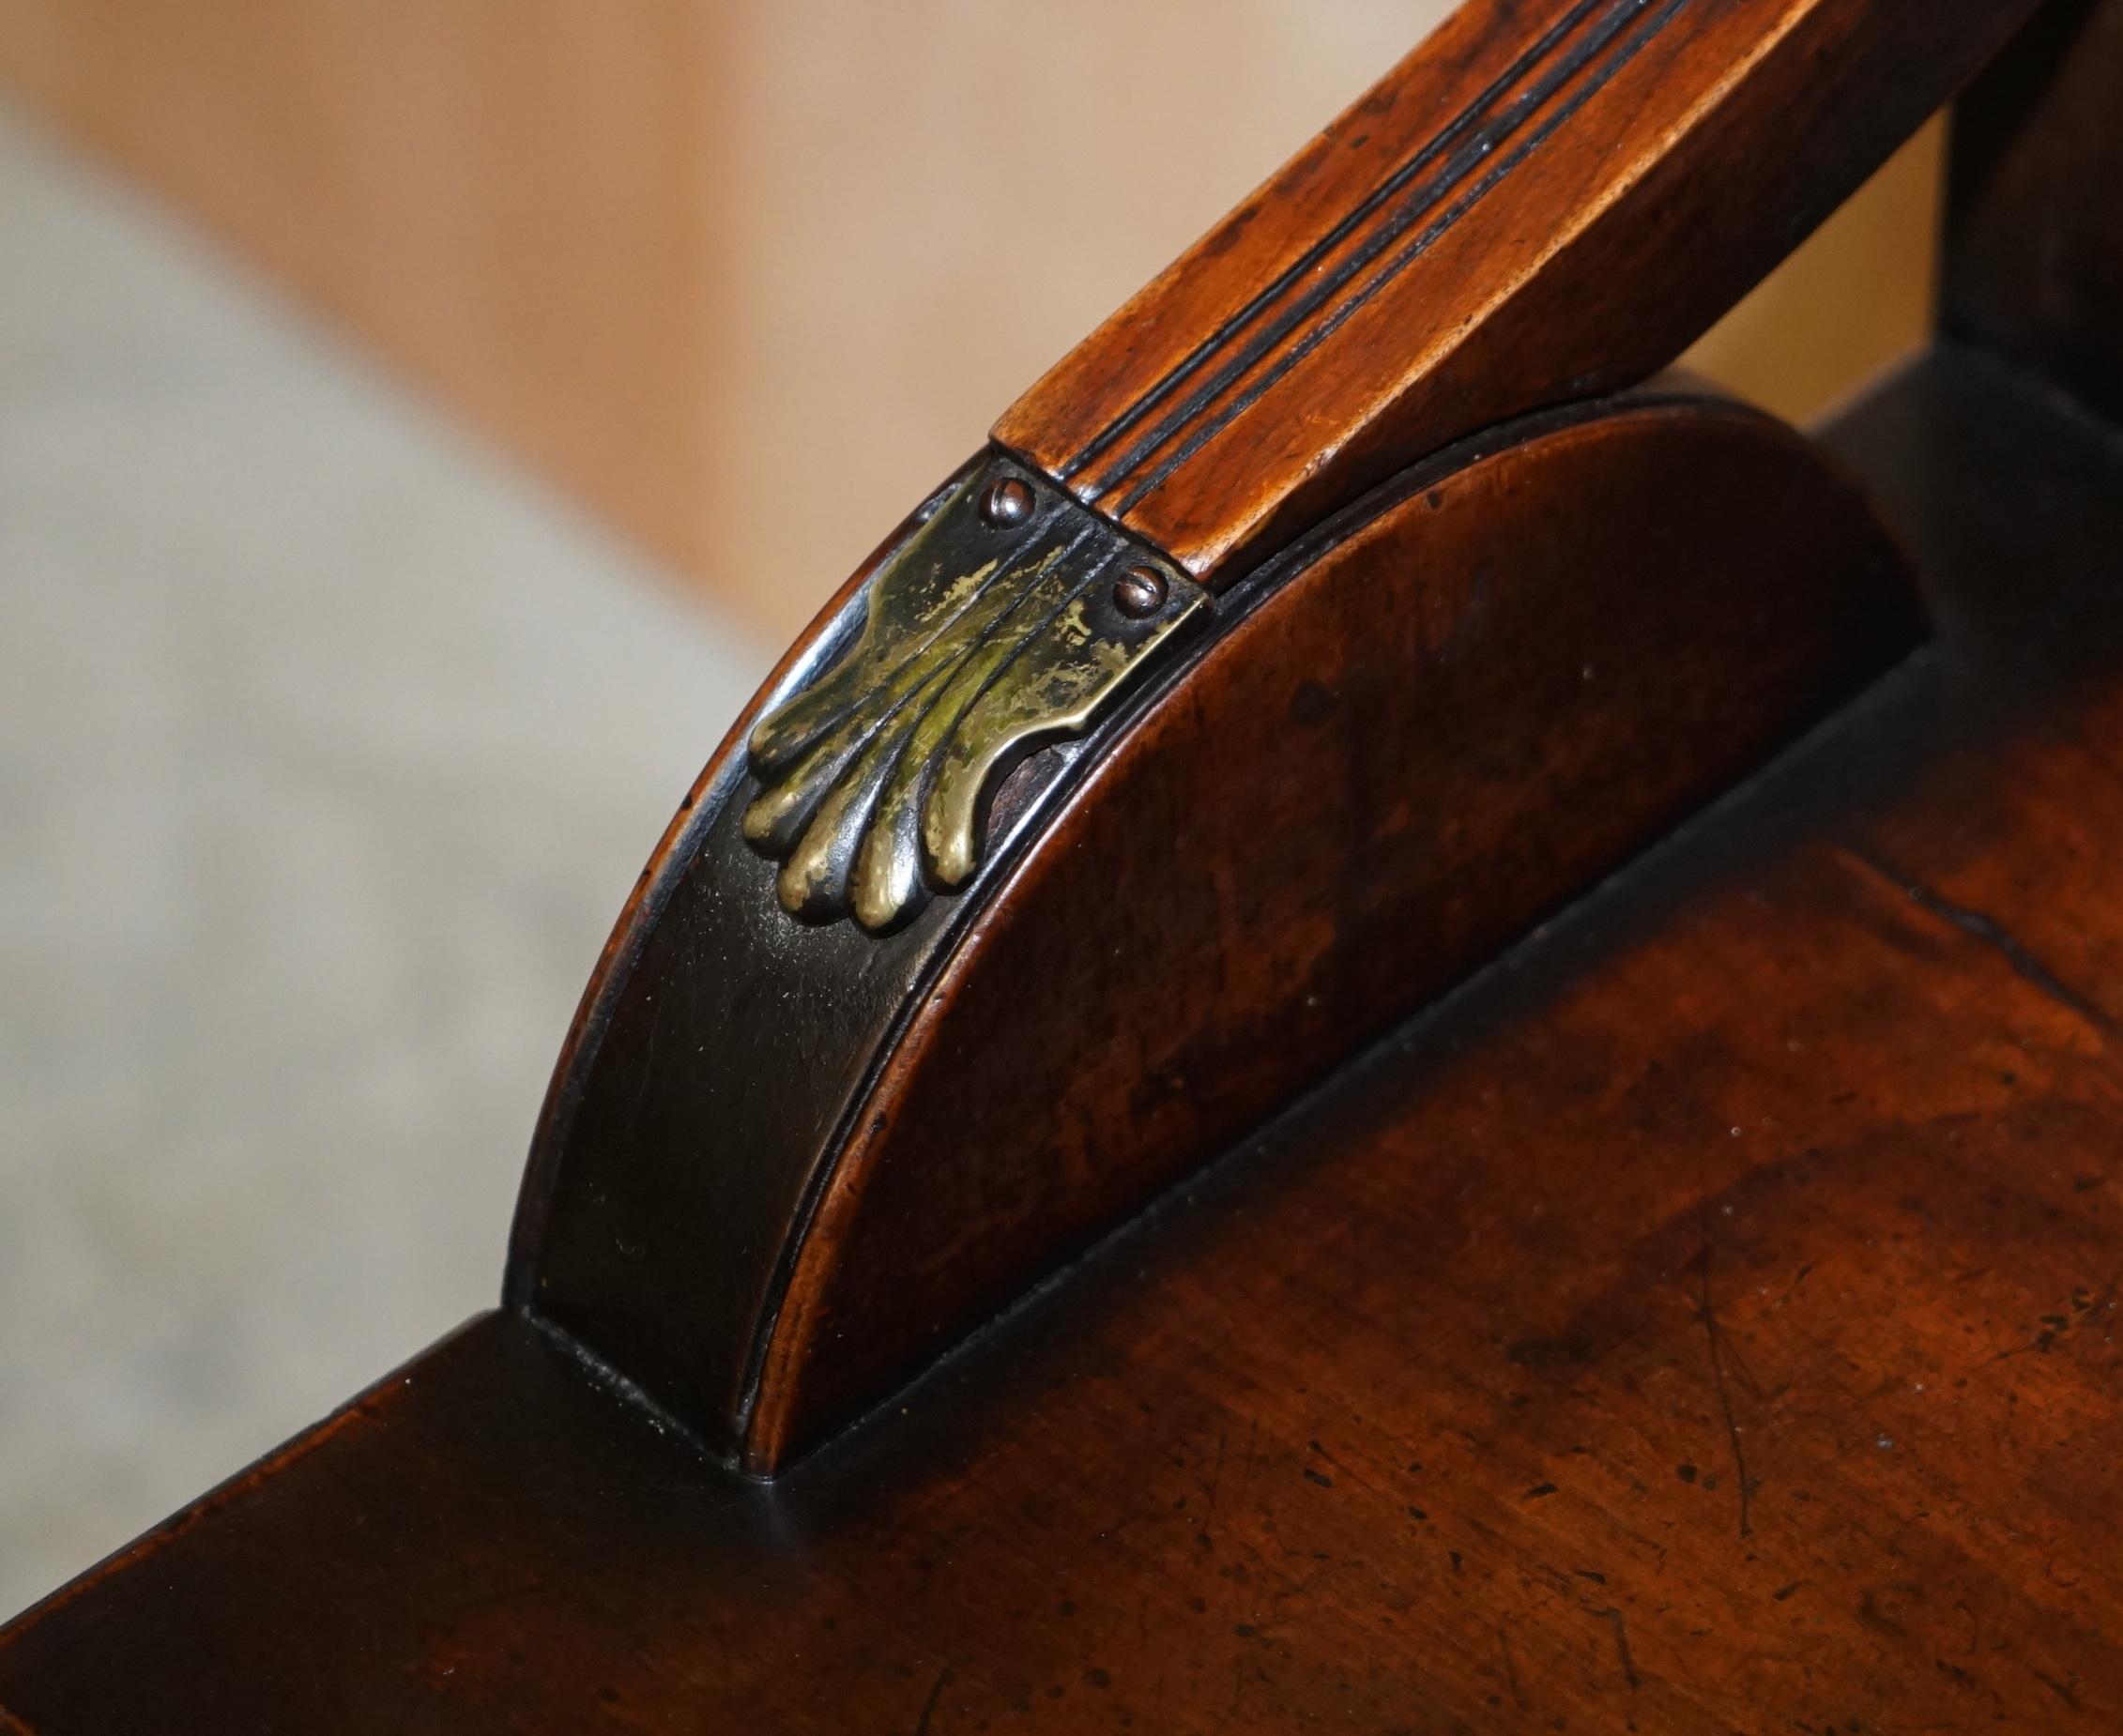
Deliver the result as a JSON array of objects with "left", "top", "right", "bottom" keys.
[
  {"left": 1691, "top": 116, "right": 1945, "bottom": 427},
  {"left": 0, "top": 3, "right": 1940, "bottom": 642}
]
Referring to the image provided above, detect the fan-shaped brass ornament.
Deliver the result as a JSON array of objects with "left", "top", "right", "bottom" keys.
[{"left": 744, "top": 461, "right": 1209, "bottom": 931}]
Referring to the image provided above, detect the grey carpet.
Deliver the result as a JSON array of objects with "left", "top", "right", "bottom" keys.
[{"left": 0, "top": 96, "right": 767, "bottom": 1619}]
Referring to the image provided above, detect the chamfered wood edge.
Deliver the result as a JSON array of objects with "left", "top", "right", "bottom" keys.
[{"left": 500, "top": 447, "right": 1219, "bottom": 1460}]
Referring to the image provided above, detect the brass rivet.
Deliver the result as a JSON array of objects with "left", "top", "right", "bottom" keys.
[
  {"left": 1112, "top": 564, "right": 1168, "bottom": 618},
  {"left": 979, "top": 477, "right": 1034, "bottom": 527}
]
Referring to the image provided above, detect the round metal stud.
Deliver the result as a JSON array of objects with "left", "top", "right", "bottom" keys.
[
  {"left": 979, "top": 477, "right": 1035, "bottom": 528},
  {"left": 1112, "top": 564, "right": 1168, "bottom": 619}
]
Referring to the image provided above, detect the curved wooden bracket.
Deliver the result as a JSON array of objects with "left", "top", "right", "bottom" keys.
[
  {"left": 509, "top": 387, "right": 1920, "bottom": 1471},
  {"left": 748, "top": 389, "right": 1926, "bottom": 1469}
]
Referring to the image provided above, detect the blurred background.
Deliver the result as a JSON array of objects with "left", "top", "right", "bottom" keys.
[{"left": 0, "top": 1, "right": 1940, "bottom": 1618}]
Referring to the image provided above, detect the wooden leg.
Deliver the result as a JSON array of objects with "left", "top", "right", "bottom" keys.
[{"left": 1945, "top": 0, "right": 2123, "bottom": 419}]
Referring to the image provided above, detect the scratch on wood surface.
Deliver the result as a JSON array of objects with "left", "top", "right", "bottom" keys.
[
  {"left": 1495, "top": 1619, "right": 1530, "bottom": 1711},
  {"left": 1598, "top": 1607, "right": 1640, "bottom": 1693},
  {"left": 2032, "top": 1667, "right": 2084, "bottom": 1712},
  {"left": 910, "top": 1665, "right": 951, "bottom": 1736},
  {"left": 1839, "top": 843, "right": 2115, "bottom": 1037},
  {"left": 1691, "top": 1240, "right": 1754, "bottom": 1539}
]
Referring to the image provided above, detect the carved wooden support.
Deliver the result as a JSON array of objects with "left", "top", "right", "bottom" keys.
[
  {"left": 1945, "top": 0, "right": 2123, "bottom": 420},
  {"left": 512, "top": 386, "right": 1922, "bottom": 1471}
]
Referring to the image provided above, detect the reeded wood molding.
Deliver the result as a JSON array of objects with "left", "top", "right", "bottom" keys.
[{"left": 996, "top": 0, "right": 2040, "bottom": 582}]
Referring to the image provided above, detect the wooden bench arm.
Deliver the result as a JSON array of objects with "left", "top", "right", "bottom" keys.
[{"left": 998, "top": 0, "right": 2037, "bottom": 580}]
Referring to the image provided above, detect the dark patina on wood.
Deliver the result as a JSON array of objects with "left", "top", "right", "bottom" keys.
[
  {"left": 1946, "top": 0, "right": 2123, "bottom": 421},
  {"left": 508, "top": 384, "right": 1921, "bottom": 1477}
]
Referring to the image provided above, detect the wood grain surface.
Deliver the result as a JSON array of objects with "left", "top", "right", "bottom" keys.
[
  {"left": 500, "top": 0, "right": 2000, "bottom": 1480},
  {"left": 6, "top": 346, "right": 2122, "bottom": 1732}
]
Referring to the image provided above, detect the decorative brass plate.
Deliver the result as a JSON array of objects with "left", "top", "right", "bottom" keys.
[{"left": 743, "top": 457, "right": 1209, "bottom": 931}]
